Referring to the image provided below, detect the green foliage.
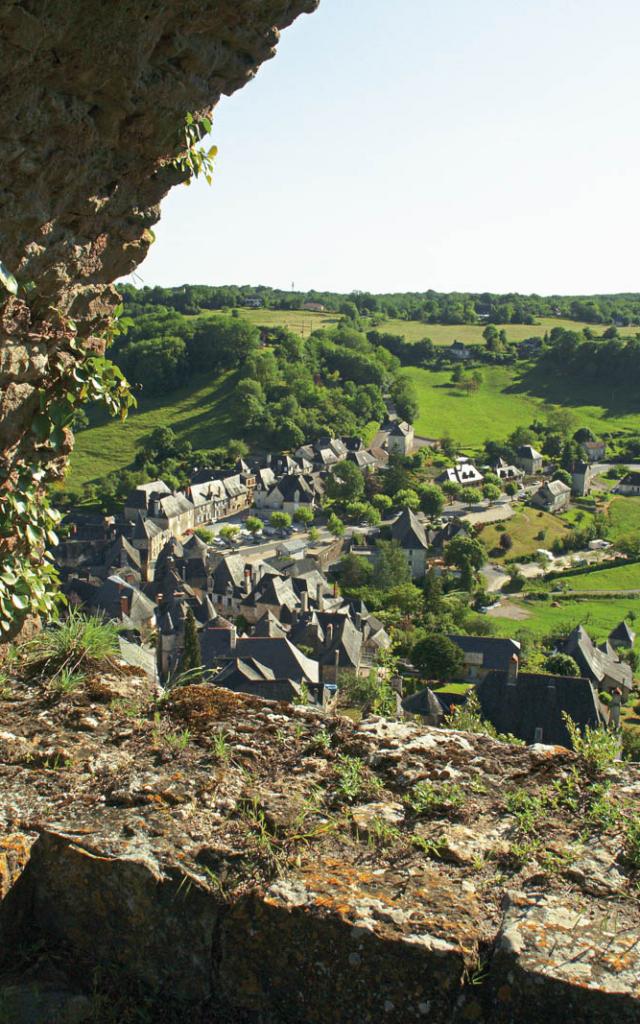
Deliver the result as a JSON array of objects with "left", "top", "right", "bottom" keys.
[
  {"left": 334, "top": 755, "right": 382, "bottom": 803},
  {"left": 325, "top": 460, "right": 365, "bottom": 503},
  {"left": 544, "top": 653, "right": 580, "bottom": 677},
  {"left": 173, "top": 112, "right": 217, "bottom": 185},
  {"left": 375, "top": 539, "right": 411, "bottom": 590},
  {"left": 623, "top": 816, "right": 640, "bottom": 869},
  {"left": 338, "top": 669, "right": 396, "bottom": 716},
  {"left": 245, "top": 515, "right": 263, "bottom": 536},
  {"left": 412, "top": 633, "right": 464, "bottom": 681},
  {"left": 561, "top": 712, "right": 620, "bottom": 772},
  {"left": 270, "top": 511, "right": 292, "bottom": 533},
  {"left": 445, "top": 690, "right": 525, "bottom": 745},
  {"left": 327, "top": 512, "right": 345, "bottom": 538},
  {"left": 19, "top": 608, "right": 120, "bottom": 682},
  {"left": 405, "top": 780, "right": 465, "bottom": 817},
  {"left": 219, "top": 524, "right": 240, "bottom": 544}
]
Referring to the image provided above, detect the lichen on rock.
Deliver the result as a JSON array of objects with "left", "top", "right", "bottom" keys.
[{"left": 0, "top": 669, "right": 639, "bottom": 1022}]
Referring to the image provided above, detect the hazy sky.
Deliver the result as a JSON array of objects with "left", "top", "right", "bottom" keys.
[{"left": 134, "top": 0, "right": 640, "bottom": 296}]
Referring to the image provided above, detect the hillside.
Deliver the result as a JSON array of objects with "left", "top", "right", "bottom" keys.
[
  {"left": 405, "top": 363, "right": 640, "bottom": 449},
  {"left": 65, "top": 371, "right": 238, "bottom": 490}
]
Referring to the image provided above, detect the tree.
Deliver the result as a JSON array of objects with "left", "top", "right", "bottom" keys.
[
  {"left": 419, "top": 483, "right": 445, "bottom": 519},
  {"left": 372, "top": 493, "right": 393, "bottom": 514},
  {"left": 459, "top": 556, "right": 475, "bottom": 592},
  {"left": 483, "top": 483, "right": 502, "bottom": 502},
  {"left": 325, "top": 460, "right": 365, "bottom": 503},
  {"left": 460, "top": 487, "right": 482, "bottom": 504},
  {"left": 445, "top": 535, "right": 487, "bottom": 571},
  {"left": 394, "top": 488, "right": 420, "bottom": 511},
  {"left": 375, "top": 539, "right": 411, "bottom": 589},
  {"left": 390, "top": 376, "right": 419, "bottom": 423},
  {"left": 412, "top": 634, "right": 464, "bottom": 681},
  {"left": 308, "top": 526, "right": 320, "bottom": 543},
  {"left": 270, "top": 511, "right": 292, "bottom": 534},
  {"left": 553, "top": 468, "right": 572, "bottom": 487},
  {"left": 181, "top": 608, "right": 202, "bottom": 672},
  {"left": 294, "top": 506, "right": 314, "bottom": 526},
  {"left": 423, "top": 566, "right": 443, "bottom": 615},
  {"left": 340, "top": 552, "right": 374, "bottom": 590},
  {"left": 245, "top": 515, "right": 263, "bottom": 537},
  {"left": 219, "top": 525, "right": 240, "bottom": 544},
  {"left": 327, "top": 513, "right": 345, "bottom": 537},
  {"left": 194, "top": 527, "right": 215, "bottom": 543},
  {"left": 499, "top": 532, "right": 513, "bottom": 552},
  {"left": 545, "top": 653, "right": 579, "bottom": 677}
]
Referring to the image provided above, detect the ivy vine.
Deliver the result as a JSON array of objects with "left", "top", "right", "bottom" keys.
[
  {"left": 0, "top": 275, "right": 136, "bottom": 636},
  {"left": 173, "top": 112, "right": 217, "bottom": 185}
]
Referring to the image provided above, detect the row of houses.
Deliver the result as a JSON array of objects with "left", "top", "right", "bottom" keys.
[{"left": 404, "top": 623, "right": 634, "bottom": 746}]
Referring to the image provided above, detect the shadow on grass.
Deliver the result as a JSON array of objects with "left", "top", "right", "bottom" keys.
[{"left": 503, "top": 363, "right": 640, "bottom": 420}]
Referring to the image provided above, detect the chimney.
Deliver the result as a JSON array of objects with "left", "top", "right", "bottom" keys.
[
  {"left": 333, "top": 582, "right": 338, "bottom": 598},
  {"left": 301, "top": 590, "right": 309, "bottom": 614},
  {"left": 120, "top": 592, "right": 130, "bottom": 618},
  {"left": 229, "top": 624, "right": 237, "bottom": 650},
  {"left": 326, "top": 623, "right": 334, "bottom": 646},
  {"left": 317, "top": 584, "right": 324, "bottom": 612},
  {"left": 508, "top": 653, "right": 519, "bottom": 682},
  {"left": 355, "top": 612, "right": 362, "bottom": 631},
  {"left": 244, "top": 567, "right": 252, "bottom": 595}
]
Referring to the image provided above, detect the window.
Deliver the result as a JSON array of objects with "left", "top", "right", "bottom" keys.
[{"left": 534, "top": 727, "right": 543, "bottom": 743}]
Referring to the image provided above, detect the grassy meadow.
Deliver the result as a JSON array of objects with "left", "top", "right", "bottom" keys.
[
  {"left": 550, "top": 562, "right": 640, "bottom": 593},
  {"left": 489, "top": 594, "right": 640, "bottom": 643},
  {"left": 65, "top": 371, "right": 238, "bottom": 490},
  {"left": 405, "top": 363, "right": 640, "bottom": 448},
  {"left": 202, "top": 307, "right": 340, "bottom": 338},
  {"left": 479, "top": 507, "right": 571, "bottom": 562},
  {"left": 607, "top": 496, "right": 640, "bottom": 542},
  {"left": 378, "top": 316, "right": 598, "bottom": 347}
]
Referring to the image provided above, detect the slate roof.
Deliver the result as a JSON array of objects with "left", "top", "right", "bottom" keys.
[
  {"left": 563, "top": 625, "right": 633, "bottom": 691},
  {"left": 201, "top": 631, "right": 319, "bottom": 683},
  {"left": 251, "top": 612, "right": 289, "bottom": 638},
  {"left": 619, "top": 472, "right": 640, "bottom": 488},
  {"left": 270, "top": 474, "right": 314, "bottom": 503},
  {"left": 402, "top": 687, "right": 445, "bottom": 720},
  {"left": 448, "top": 635, "right": 521, "bottom": 673},
  {"left": 477, "top": 671, "right": 604, "bottom": 747},
  {"left": 213, "top": 662, "right": 302, "bottom": 704},
  {"left": 389, "top": 421, "right": 412, "bottom": 437},
  {"left": 516, "top": 445, "right": 543, "bottom": 461},
  {"left": 209, "top": 554, "right": 247, "bottom": 594},
  {"left": 609, "top": 621, "right": 636, "bottom": 647},
  {"left": 390, "top": 508, "right": 429, "bottom": 551},
  {"left": 94, "top": 575, "right": 157, "bottom": 626},
  {"left": 105, "top": 534, "right": 141, "bottom": 570},
  {"left": 133, "top": 512, "right": 163, "bottom": 541}
]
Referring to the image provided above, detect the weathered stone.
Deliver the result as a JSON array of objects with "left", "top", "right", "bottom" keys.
[{"left": 0, "top": 676, "right": 639, "bottom": 1021}]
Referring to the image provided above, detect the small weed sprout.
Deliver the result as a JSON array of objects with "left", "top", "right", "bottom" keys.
[
  {"left": 310, "top": 728, "right": 331, "bottom": 752},
  {"left": 173, "top": 113, "right": 217, "bottom": 185},
  {"left": 367, "top": 816, "right": 401, "bottom": 848},
  {"left": 405, "top": 781, "right": 465, "bottom": 818},
  {"left": 165, "top": 728, "right": 191, "bottom": 752},
  {"left": 335, "top": 755, "right": 382, "bottom": 803},
  {"left": 411, "top": 833, "right": 446, "bottom": 858},
  {"left": 562, "top": 712, "right": 620, "bottom": 774},
  {"left": 211, "top": 730, "right": 230, "bottom": 762},
  {"left": 52, "top": 667, "right": 86, "bottom": 694}
]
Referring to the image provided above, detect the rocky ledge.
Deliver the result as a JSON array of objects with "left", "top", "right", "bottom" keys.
[{"left": 0, "top": 670, "right": 639, "bottom": 1023}]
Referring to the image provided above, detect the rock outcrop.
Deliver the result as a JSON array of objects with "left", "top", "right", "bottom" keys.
[
  {"left": 0, "top": 0, "right": 317, "bottom": 590},
  {"left": 0, "top": 670, "right": 639, "bottom": 1022}
]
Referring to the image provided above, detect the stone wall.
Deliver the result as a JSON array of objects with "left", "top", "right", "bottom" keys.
[{"left": 0, "top": 671, "right": 639, "bottom": 1022}]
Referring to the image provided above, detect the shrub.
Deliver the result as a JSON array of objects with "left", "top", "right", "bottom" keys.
[
  {"left": 405, "top": 780, "right": 464, "bottom": 817},
  {"left": 561, "top": 712, "right": 620, "bottom": 773},
  {"left": 20, "top": 608, "right": 120, "bottom": 683}
]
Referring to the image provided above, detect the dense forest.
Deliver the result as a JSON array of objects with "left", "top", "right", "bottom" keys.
[{"left": 121, "top": 283, "right": 640, "bottom": 326}]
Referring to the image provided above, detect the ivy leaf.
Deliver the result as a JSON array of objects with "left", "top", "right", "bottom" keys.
[
  {"left": 11, "top": 594, "right": 28, "bottom": 610},
  {"left": 0, "top": 260, "right": 18, "bottom": 295}
]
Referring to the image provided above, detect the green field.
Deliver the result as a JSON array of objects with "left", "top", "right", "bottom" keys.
[
  {"left": 479, "top": 507, "right": 571, "bottom": 561},
  {"left": 65, "top": 371, "right": 238, "bottom": 490},
  {"left": 546, "top": 562, "right": 640, "bottom": 593},
  {"left": 405, "top": 363, "right": 640, "bottom": 448},
  {"left": 490, "top": 595, "right": 640, "bottom": 643},
  {"left": 378, "top": 317, "right": 598, "bottom": 347},
  {"left": 203, "top": 307, "right": 339, "bottom": 338},
  {"left": 607, "top": 496, "right": 640, "bottom": 542}
]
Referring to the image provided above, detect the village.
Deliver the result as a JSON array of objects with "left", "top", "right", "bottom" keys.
[{"left": 55, "top": 413, "right": 640, "bottom": 754}]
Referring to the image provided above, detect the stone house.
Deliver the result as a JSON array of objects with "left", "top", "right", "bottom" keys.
[
  {"left": 615, "top": 471, "right": 640, "bottom": 496},
  {"left": 571, "top": 460, "right": 593, "bottom": 497},
  {"left": 514, "top": 445, "right": 543, "bottom": 476},
  {"left": 257, "top": 473, "right": 316, "bottom": 514},
  {"left": 447, "top": 635, "right": 521, "bottom": 684},
  {"left": 530, "top": 480, "right": 571, "bottom": 513},
  {"left": 385, "top": 421, "right": 415, "bottom": 456},
  {"left": 562, "top": 625, "right": 633, "bottom": 697},
  {"left": 582, "top": 439, "right": 606, "bottom": 462},
  {"left": 390, "top": 508, "right": 431, "bottom": 579}
]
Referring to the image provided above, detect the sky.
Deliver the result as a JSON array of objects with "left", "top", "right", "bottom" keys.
[{"left": 133, "top": 0, "right": 640, "bottom": 296}]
